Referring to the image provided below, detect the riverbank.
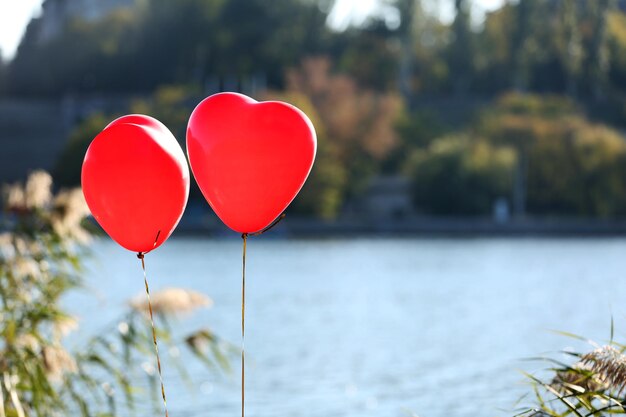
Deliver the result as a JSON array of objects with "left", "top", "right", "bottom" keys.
[{"left": 175, "top": 205, "right": 626, "bottom": 237}]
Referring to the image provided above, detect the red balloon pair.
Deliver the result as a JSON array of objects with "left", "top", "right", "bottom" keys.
[{"left": 81, "top": 93, "right": 317, "bottom": 253}]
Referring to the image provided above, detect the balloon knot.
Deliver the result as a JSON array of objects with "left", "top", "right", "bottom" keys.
[{"left": 137, "top": 252, "right": 144, "bottom": 259}]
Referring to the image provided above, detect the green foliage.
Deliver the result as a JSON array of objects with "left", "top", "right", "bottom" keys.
[
  {"left": 129, "top": 85, "right": 197, "bottom": 145},
  {"left": 395, "top": 109, "right": 446, "bottom": 149},
  {"left": 526, "top": 121, "right": 626, "bottom": 217},
  {"left": 277, "top": 57, "right": 405, "bottom": 218},
  {"left": 473, "top": 4, "right": 516, "bottom": 93},
  {"left": 336, "top": 22, "right": 400, "bottom": 92},
  {"left": 469, "top": 0, "right": 622, "bottom": 100},
  {"left": 0, "top": 171, "right": 231, "bottom": 416},
  {"left": 405, "top": 134, "right": 516, "bottom": 215},
  {"left": 54, "top": 114, "right": 109, "bottom": 187},
  {"left": 402, "top": 92, "right": 626, "bottom": 218},
  {"left": 8, "top": 0, "right": 332, "bottom": 95},
  {"left": 24, "top": 0, "right": 626, "bottom": 220},
  {"left": 608, "top": 11, "right": 626, "bottom": 90},
  {"left": 6, "top": 0, "right": 626, "bottom": 105},
  {"left": 446, "top": 0, "right": 474, "bottom": 94},
  {"left": 478, "top": 93, "right": 626, "bottom": 217},
  {"left": 263, "top": 91, "right": 347, "bottom": 219},
  {"left": 387, "top": 107, "right": 448, "bottom": 175},
  {"left": 556, "top": 0, "right": 583, "bottom": 95},
  {"left": 517, "top": 330, "right": 626, "bottom": 417},
  {"left": 581, "top": 0, "right": 614, "bottom": 100},
  {"left": 487, "top": 93, "right": 579, "bottom": 118}
]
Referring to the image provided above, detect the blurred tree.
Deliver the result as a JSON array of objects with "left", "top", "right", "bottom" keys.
[
  {"left": 478, "top": 93, "right": 626, "bottom": 217},
  {"left": 527, "top": 119, "right": 626, "bottom": 216},
  {"left": 479, "top": 93, "right": 576, "bottom": 216},
  {"left": 15, "top": 0, "right": 626, "bottom": 220},
  {"left": 54, "top": 113, "right": 109, "bottom": 187},
  {"left": 329, "top": 0, "right": 451, "bottom": 96},
  {"left": 582, "top": 0, "right": 615, "bottom": 100},
  {"left": 405, "top": 91, "right": 626, "bottom": 218},
  {"left": 6, "top": 0, "right": 626, "bottom": 106},
  {"left": 335, "top": 19, "right": 400, "bottom": 91},
  {"left": 129, "top": 84, "right": 198, "bottom": 142},
  {"left": 586, "top": 9, "right": 626, "bottom": 126},
  {"left": 282, "top": 57, "right": 404, "bottom": 217},
  {"left": 446, "top": 0, "right": 474, "bottom": 94},
  {"left": 607, "top": 10, "right": 626, "bottom": 92},
  {"left": 404, "top": 134, "right": 516, "bottom": 215},
  {"left": 556, "top": 0, "right": 583, "bottom": 96},
  {"left": 408, "top": 12, "right": 450, "bottom": 95},
  {"left": 472, "top": 5, "right": 510, "bottom": 93},
  {"left": 395, "top": 0, "right": 420, "bottom": 104},
  {"left": 262, "top": 90, "right": 347, "bottom": 219},
  {"left": 226, "top": 0, "right": 332, "bottom": 86},
  {"left": 511, "top": 0, "right": 542, "bottom": 92},
  {"left": 476, "top": 0, "right": 580, "bottom": 95},
  {"left": 9, "top": 0, "right": 334, "bottom": 95},
  {"left": 394, "top": 108, "right": 445, "bottom": 150}
]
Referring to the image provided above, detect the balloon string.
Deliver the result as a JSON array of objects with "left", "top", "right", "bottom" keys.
[
  {"left": 137, "top": 252, "right": 169, "bottom": 417},
  {"left": 239, "top": 214, "right": 284, "bottom": 417},
  {"left": 241, "top": 233, "right": 247, "bottom": 417}
]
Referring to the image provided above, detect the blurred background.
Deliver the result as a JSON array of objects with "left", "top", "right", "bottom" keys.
[
  {"left": 3, "top": 1, "right": 626, "bottom": 417},
  {"left": 5, "top": 0, "right": 626, "bottom": 231}
]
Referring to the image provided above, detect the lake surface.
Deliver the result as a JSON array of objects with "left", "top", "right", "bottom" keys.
[{"left": 72, "top": 237, "right": 626, "bottom": 417}]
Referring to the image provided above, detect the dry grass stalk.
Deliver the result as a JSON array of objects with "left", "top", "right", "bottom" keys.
[
  {"left": 130, "top": 288, "right": 212, "bottom": 316},
  {"left": 24, "top": 171, "right": 52, "bottom": 209},
  {"left": 52, "top": 189, "right": 91, "bottom": 243},
  {"left": 186, "top": 329, "right": 215, "bottom": 352},
  {"left": 579, "top": 345, "right": 626, "bottom": 394},
  {"left": 41, "top": 345, "right": 77, "bottom": 381},
  {"left": 553, "top": 363, "right": 607, "bottom": 394}
]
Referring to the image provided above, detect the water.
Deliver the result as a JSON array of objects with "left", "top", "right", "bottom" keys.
[{"left": 71, "top": 237, "right": 626, "bottom": 417}]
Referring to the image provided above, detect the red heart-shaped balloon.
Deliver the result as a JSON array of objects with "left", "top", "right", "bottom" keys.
[
  {"left": 82, "top": 116, "right": 190, "bottom": 253},
  {"left": 187, "top": 93, "right": 316, "bottom": 233}
]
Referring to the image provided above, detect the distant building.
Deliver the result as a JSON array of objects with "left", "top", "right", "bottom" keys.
[
  {"left": 38, "top": 0, "right": 136, "bottom": 42},
  {"left": 362, "top": 175, "right": 413, "bottom": 220}
]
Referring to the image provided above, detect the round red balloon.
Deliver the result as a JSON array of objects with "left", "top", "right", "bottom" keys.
[
  {"left": 186, "top": 93, "right": 317, "bottom": 234},
  {"left": 82, "top": 116, "right": 190, "bottom": 253}
]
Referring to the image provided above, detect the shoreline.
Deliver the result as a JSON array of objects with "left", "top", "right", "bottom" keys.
[{"left": 174, "top": 211, "right": 626, "bottom": 238}]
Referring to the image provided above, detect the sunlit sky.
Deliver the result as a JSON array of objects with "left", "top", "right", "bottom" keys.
[{"left": 0, "top": 0, "right": 506, "bottom": 61}]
